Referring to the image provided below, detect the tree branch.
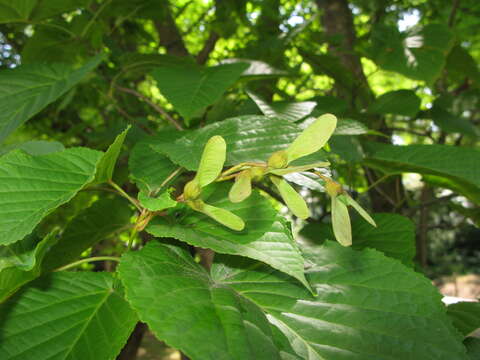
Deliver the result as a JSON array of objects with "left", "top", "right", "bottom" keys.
[
  {"left": 116, "top": 86, "right": 184, "bottom": 131},
  {"left": 196, "top": 31, "right": 220, "bottom": 65},
  {"left": 155, "top": 4, "right": 189, "bottom": 57}
]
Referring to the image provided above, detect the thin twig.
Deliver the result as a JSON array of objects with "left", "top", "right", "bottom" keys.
[
  {"left": 55, "top": 256, "right": 120, "bottom": 272},
  {"left": 116, "top": 86, "right": 184, "bottom": 131},
  {"left": 109, "top": 180, "right": 142, "bottom": 211}
]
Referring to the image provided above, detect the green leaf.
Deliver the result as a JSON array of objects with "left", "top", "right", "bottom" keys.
[
  {"left": 151, "top": 62, "right": 248, "bottom": 121},
  {"left": 333, "top": 118, "right": 369, "bottom": 135},
  {"left": 329, "top": 135, "right": 365, "bottom": 162},
  {"left": 118, "top": 242, "right": 280, "bottom": 360},
  {"left": 285, "top": 114, "right": 337, "bottom": 163},
  {"left": 0, "top": 147, "right": 102, "bottom": 246},
  {"left": 430, "top": 103, "right": 479, "bottom": 138},
  {"left": 0, "top": 231, "right": 58, "bottom": 303},
  {"left": 41, "top": 197, "right": 133, "bottom": 272},
  {"left": 93, "top": 125, "right": 131, "bottom": 184},
  {"left": 465, "top": 338, "right": 480, "bottom": 360},
  {"left": 0, "top": 54, "right": 103, "bottom": 143},
  {"left": 447, "top": 302, "right": 480, "bottom": 337},
  {"left": 270, "top": 176, "right": 310, "bottom": 219},
  {"left": 0, "top": 0, "right": 92, "bottom": 23},
  {"left": 248, "top": 91, "right": 316, "bottom": 122},
  {"left": 214, "top": 242, "right": 468, "bottom": 360},
  {"left": 0, "top": 272, "right": 138, "bottom": 360},
  {"left": 129, "top": 136, "right": 180, "bottom": 194},
  {"left": 369, "top": 90, "right": 421, "bottom": 117},
  {"left": 222, "top": 58, "right": 288, "bottom": 79},
  {"left": 301, "top": 213, "right": 416, "bottom": 267},
  {"left": 195, "top": 135, "right": 226, "bottom": 187},
  {"left": 0, "top": 140, "right": 64, "bottom": 157},
  {"left": 369, "top": 24, "right": 455, "bottom": 83},
  {"left": 446, "top": 45, "right": 480, "bottom": 86},
  {"left": 138, "top": 189, "right": 177, "bottom": 211},
  {"left": 147, "top": 183, "right": 310, "bottom": 290},
  {"left": 283, "top": 172, "right": 324, "bottom": 192},
  {"left": 229, "top": 170, "right": 252, "bottom": 203},
  {"left": 331, "top": 195, "right": 352, "bottom": 246},
  {"left": 364, "top": 142, "right": 480, "bottom": 203},
  {"left": 151, "top": 115, "right": 306, "bottom": 170}
]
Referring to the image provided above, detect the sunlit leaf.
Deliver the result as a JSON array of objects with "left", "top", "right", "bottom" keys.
[
  {"left": 285, "top": 114, "right": 337, "bottom": 163},
  {"left": 270, "top": 176, "right": 309, "bottom": 219},
  {"left": 331, "top": 196, "right": 352, "bottom": 246},
  {"left": 195, "top": 135, "right": 226, "bottom": 187},
  {"left": 229, "top": 170, "right": 252, "bottom": 203},
  {"left": 138, "top": 189, "right": 177, "bottom": 211}
]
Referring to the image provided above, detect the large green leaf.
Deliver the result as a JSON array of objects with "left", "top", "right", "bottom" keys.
[
  {"left": 248, "top": 91, "right": 316, "bottom": 122},
  {"left": 369, "top": 90, "right": 421, "bottom": 117},
  {"left": 93, "top": 125, "right": 130, "bottom": 184},
  {"left": 0, "top": 0, "right": 92, "bottom": 23},
  {"left": 364, "top": 142, "right": 480, "bottom": 203},
  {"left": 129, "top": 136, "right": 180, "bottom": 194},
  {"left": 0, "top": 272, "right": 138, "bottom": 360},
  {"left": 119, "top": 242, "right": 280, "bottom": 360},
  {"left": 147, "top": 183, "right": 309, "bottom": 290},
  {"left": 151, "top": 115, "right": 304, "bottom": 170},
  {"left": 0, "top": 147, "right": 102, "bottom": 246},
  {"left": 0, "top": 54, "right": 103, "bottom": 143},
  {"left": 300, "top": 213, "right": 416, "bottom": 266},
  {"left": 447, "top": 302, "right": 480, "bottom": 337},
  {"left": 0, "top": 231, "right": 58, "bottom": 303},
  {"left": 217, "top": 242, "right": 467, "bottom": 360},
  {"left": 369, "top": 24, "right": 454, "bottom": 83},
  {"left": 41, "top": 197, "right": 133, "bottom": 272},
  {"left": 120, "top": 241, "right": 467, "bottom": 360},
  {"left": 151, "top": 62, "right": 248, "bottom": 121}
]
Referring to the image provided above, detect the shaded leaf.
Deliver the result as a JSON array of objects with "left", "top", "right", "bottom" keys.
[
  {"left": 129, "top": 136, "right": 180, "bottom": 193},
  {"left": 151, "top": 62, "right": 248, "bottom": 121},
  {"left": 364, "top": 142, "right": 480, "bottom": 203},
  {"left": 447, "top": 302, "right": 480, "bottom": 337},
  {"left": 0, "top": 54, "right": 103, "bottom": 143},
  {"left": 248, "top": 91, "right": 316, "bottom": 122},
  {"left": 0, "top": 231, "right": 58, "bottom": 303},
  {"left": 138, "top": 189, "right": 177, "bottom": 211},
  {"left": 93, "top": 125, "right": 131, "bottom": 184},
  {"left": 0, "top": 0, "right": 92, "bottom": 23},
  {"left": 369, "top": 90, "right": 421, "bottom": 117}
]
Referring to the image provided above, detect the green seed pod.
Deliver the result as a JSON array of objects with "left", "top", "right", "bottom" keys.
[
  {"left": 268, "top": 161, "right": 330, "bottom": 176},
  {"left": 250, "top": 166, "right": 265, "bottom": 181},
  {"left": 229, "top": 170, "right": 252, "bottom": 203},
  {"left": 331, "top": 196, "right": 352, "bottom": 246},
  {"left": 325, "top": 179, "right": 343, "bottom": 197},
  {"left": 183, "top": 180, "right": 202, "bottom": 200},
  {"left": 285, "top": 114, "right": 337, "bottom": 163},
  {"left": 201, "top": 203, "right": 245, "bottom": 231},
  {"left": 270, "top": 176, "right": 310, "bottom": 219},
  {"left": 196, "top": 135, "right": 227, "bottom": 187},
  {"left": 344, "top": 194, "right": 376, "bottom": 227},
  {"left": 267, "top": 150, "right": 288, "bottom": 169}
]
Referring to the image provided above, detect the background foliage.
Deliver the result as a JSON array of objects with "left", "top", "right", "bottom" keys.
[{"left": 0, "top": 0, "right": 479, "bottom": 359}]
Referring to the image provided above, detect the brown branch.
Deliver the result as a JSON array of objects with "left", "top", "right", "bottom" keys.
[
  {"left": 448, "top": 0, "right": 461, "bottom": 27},
  {"left": 116, "top": 86, "right": 184, "bottom": 131},
  {"left": 155, "top": 5, "right": 189, "bottom": 57},
  {"left": 196, "top": 31, "right": 220, "bottom": 65}
]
